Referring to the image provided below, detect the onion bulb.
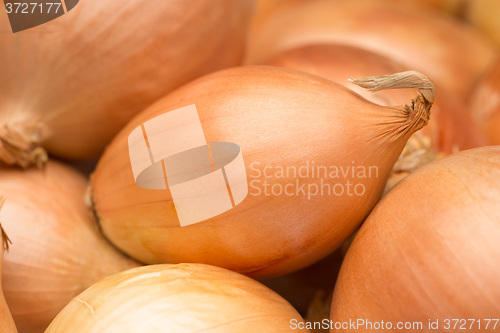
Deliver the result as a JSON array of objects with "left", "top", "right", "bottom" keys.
[
  {"left": 331, "top": 147, "right": 500, "bottom": 328},
  {"left": 45, "top": 263, "right": 309, "bottom": 333},
  {"left": 91, "top": 66, "right": 435, "bottom": 279},
  {"left": 0, "top": 203, "right": 17, "bottom": 333},
  {"left": 246, "top": 0, "right": 495, "bottom": 98},
  {"left": 0, "top": 162, "right": 139, "bottom": 333},
  {"left": 469, "top": 58, "right": 500, "bottom": 145},
  {"left": 265, "top": 44, "right": 488, "bottom": 155},
  {"left": 0, "top": 0, "right": 253, "bottom": 167}
]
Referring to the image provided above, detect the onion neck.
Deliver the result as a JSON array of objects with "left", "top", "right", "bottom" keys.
[
  {"left": 0, "top": 123, "right": 47, "bottom": 169},
  {"left": 351, "top": 70, "right": 435, "bottom": 138}
]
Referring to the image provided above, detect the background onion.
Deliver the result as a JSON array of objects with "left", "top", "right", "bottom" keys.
[
  {"left": 254, "top": 0, "right": 467, "bottom": 18},
  {"left": 0, "top": 0, "right": 253, "bottom": 167},
  {"left": 264, "top": 44, "right": 488, "bottom": 155},
  {"left": 331, "top": 147, "right": 500, "bottom": 330},
  {"left": 463, "top": 0, "right": 500, "bottom": 46},
  {"left": 91, "top": 66, "right": 434, "bottom": 279},
  {"left": 0, "top": 162, "right": 138, "bottom": 333},
  {"left": 246, "top": 0, "right": 495, "bottom": 98},
  {"left": 469, "top": 58, "right": 500, "bottom": 146},
  {"left": 45, "top": 263, "right": 309, "bottom": 333},
  {"left": 0, "top": 207, "right": 17, "bottom": 333}
]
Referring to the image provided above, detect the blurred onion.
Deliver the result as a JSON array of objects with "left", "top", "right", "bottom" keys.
[
  {"left": 469, "top": 58, "right": 500, "bottom": 145},
  {"left": 247, "top": 0, "right": 495, "bottom": 98}
]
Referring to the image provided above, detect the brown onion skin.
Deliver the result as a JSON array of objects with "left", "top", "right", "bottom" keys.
[
  {"left": 0, "top": 227, "right": 17, "bottom": 333},
  {"left": 0, "top": 162, "right": 139, "bottom": 333},
  {"left": 246, "top": 0, "right": 496, "bottom": 98},
  {"left": 0, "top": 0, "right": 253, "bottom": 160},
  {"left": 330, "top": 147, "right": 500, "bottom": 332},
  {"left": 92, "top": 66, "right": 429, "bottom": 279},
  {"left": 45, "top": 264, "right": 310, "bottom": 333},
  {"left": 469, "top": 58, "right": 500, "bottom": 145},
  {"left": 264, "top": 44, "right": 488, "bottom": 154}
]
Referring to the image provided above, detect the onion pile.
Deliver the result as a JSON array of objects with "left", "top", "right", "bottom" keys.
[
  {"left": 91, "top": 66, "right": 435, "bottom": 279},
  {"left": 469, "top": 58, "right": 500, "bottom": 145},
  {"left": 45, "top": 264, "right": 309, "bottom": 332},
  {"left": 331, "top": 147, "right": 500, "bottom": 328},
  {"left": 0, "top": 204, "right": 17, "bottom": 333},
  {"left": 265, "top": 44, "right": 488, "bottom": 155},
  {"left": 0, "top": 162, "right": 139, "bottom": 333},
  {"left": 0, "top": 0, "right": 252, "bottom": 167},
  {"left": 246, "top": 0, "right": 496, "bottom": 98}
]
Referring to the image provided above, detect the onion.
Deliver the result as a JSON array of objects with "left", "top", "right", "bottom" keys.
[
  {"left": 90, "top": 66, "right": 435, "bottom": 278},
  {"left": 0, "top": 162, "right": 139, "bottom": 333},
  {"left": 246, "top": 0, "right": 496, "bottom": 98},
  {"left": 464, "top": 0, "right": 500, "bottom": 46},
  {"left": 265, "top": 44, "right": 488, "bottom": 155},
  {"left": 469, "top": 58, "right": 500, "bottom": 145},
  {"left": 0, "top": 203, "right": 17, "bottom": 333},
  {"left": 0, "top": 0, "right": 253, "bottom": 167},
  {"left": 331, "top": 147, "right": 500, "bottom": 327},
  {"left": 45, "top": 263, "right": 309, "bottom": 332}
]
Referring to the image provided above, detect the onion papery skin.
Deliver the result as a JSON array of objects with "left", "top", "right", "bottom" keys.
[
  {"left": 0, "top": 0, "right": 253, "bottom": 163},
  {"left": 0, "top": 221, "right": 17, "bottom": 333},
  {"left": 331, "top": 147, "right": 500, "bottom": 331},
  {"left": 246, "top": 0, "right": 496, "bottom": 98},
  {"left": 92, "top": 66, "right": 432, "bottom": 279},
  {"left": 469, "top": 58, "right": 500, "bottom": 145},
  {"left": 0, "top": 162, "right": 139, "bottom": 333},
  {"left": 45, "top": 263, "right": 310, "bottom": 333},
  {"left": 265, "top": 44, "right": 488, "bottom": 154}
]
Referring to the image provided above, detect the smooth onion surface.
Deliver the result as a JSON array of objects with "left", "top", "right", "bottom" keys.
[
  {"left": 469, "top": 58, "right": 500, "bottom": 145},
  {"left": 464, "top": 0, "right": 500, "bottom": 46},
  {"left": 246, "top": 0, "right": 495, "bottom": 98},
  {"left": 0, "top": 216, "right": 17, "bottom": 333},
  {"left": 0, "top": 162, "right": 138, "bottom": 333},
  {"left": 265, "top": 44, "right": 488, "bottom": 154},
  {"left": 0, "top": 0, "right": 252, "bottom": 165},
  {"left": 45, "top": 263, "right": 309, "bottom": 333},
  {"left": 331, "top": 147, "right": 500, "bottom": 331},
  {"left": 92, "top": 66, "right": 433, "bottom": 278}
]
